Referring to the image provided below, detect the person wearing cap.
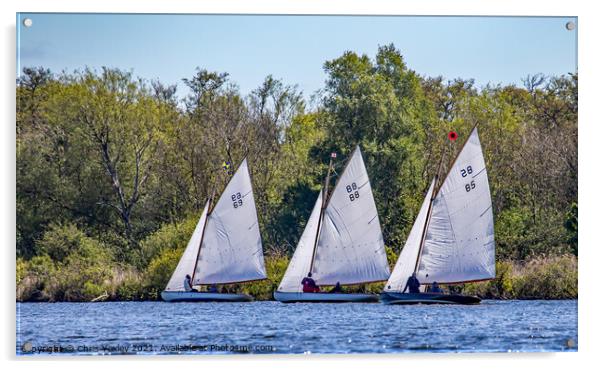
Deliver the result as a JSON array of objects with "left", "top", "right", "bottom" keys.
[{"left": 301, "top": 272, "right": 320, "bottom": 293}]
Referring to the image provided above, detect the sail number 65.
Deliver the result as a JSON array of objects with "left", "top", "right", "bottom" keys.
[
  {"left": 346, "top": 182, "right": 360, "bottom": 201},
  {"left": 465, "top": 180, "right": 476, "bottom": 192}
]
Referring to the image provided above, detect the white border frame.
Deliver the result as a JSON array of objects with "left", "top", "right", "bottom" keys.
[{"left": 3, "top": 1, "right": 597, "bottom": 368}]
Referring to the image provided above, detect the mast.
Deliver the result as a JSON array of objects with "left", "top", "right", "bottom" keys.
[
  {"left": 190, "top": 187, "right": 214, "bottom": 284},
  {"left": 309, "top": 152, "right": 336, "bottom": 273},
  {"left": 413, "top": 149, "right": 445, "bottom": 273},
  {"left": 434, "top": 122, "right": 479, "bottom": 196}
]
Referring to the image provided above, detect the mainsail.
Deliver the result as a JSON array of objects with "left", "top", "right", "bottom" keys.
[
  {"left": 386, "top": 127, "right": 495, "bottom": 291},
  {"left": 418, "top": 127, "right": 495, "bottom": 283},
  {"left": 192, "top": 159, "right": 267, "bottom": 285},
  {"left": 278, "top": 146, "right": 390, "bottom": 292}
]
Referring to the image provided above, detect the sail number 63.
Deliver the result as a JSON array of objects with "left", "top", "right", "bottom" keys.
[
  {"left": 231, "top": 192, "right": 243, "bottom": 208},
  {"left": 346, "top": 183, "right": 360, "bottom": 201}
]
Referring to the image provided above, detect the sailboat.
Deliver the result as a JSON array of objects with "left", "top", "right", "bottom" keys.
[
  {"left": 161, "top": 158, "right": 267, "bottom": 302},
  {"left": 274, "top": 146, "right": 390, "bottom": 303},
  {"left": 381, "top": 126, "right": 495, "bottom": 305}
]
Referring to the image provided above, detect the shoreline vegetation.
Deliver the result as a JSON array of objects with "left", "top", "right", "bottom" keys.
[
  {"left": 18, "top": 249, "right": 577, "bottom": 302},
  {"left": 17, "top": 45, "right": 577, "bottom": 302}
]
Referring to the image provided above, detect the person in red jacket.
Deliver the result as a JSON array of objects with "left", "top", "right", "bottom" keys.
[{"left": 301, "top": 272, "right": 320, "bottom": 293}]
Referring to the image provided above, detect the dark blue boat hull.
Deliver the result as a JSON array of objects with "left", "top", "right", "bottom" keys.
[{"left": 380, "top": 292, "right": 481, "bottom": 305}]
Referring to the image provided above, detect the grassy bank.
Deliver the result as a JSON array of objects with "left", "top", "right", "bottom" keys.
[
  {"left": 17, "top": 248, "right": 577, "bottom": 302},
  {"left": 462, "top": 255, "right": 578, "bottom": 299}
]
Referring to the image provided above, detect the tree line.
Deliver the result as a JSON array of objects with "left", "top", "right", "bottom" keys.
[{"left": 16, "top": 44, "right": 577, "bottom": 301}]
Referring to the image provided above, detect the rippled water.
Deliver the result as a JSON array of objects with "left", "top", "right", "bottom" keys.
[{"left": 16, "top": 300, "right": 577, "bottom": 355}]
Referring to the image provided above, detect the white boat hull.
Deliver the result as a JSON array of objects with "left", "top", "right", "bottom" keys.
[
  {"left": 161, "top": 291, "right": 253, "bottom": 302},
  {"left": 273, "top": 291, "right": 379, "bottom": 303}
]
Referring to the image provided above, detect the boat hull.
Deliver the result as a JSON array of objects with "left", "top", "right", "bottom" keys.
[
  {"left": 273, "top": 291, "right": 379, "bottom": 303},
  {"left": 380, "top": 291, "right": 481, "bottom": 305},
  {"left": 161, "top": 291, "right": 253, "bottom": 302}
]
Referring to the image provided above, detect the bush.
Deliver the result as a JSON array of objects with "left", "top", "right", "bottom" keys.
[
  {"left": 16, "top": 223, "right": 120, "bottom": 302},
  {"left": 239, "top": 255, "right": 290, "bottom": 300},
  {"left": 49, "top": 240, "right": 116, "bottom": 301},
  {"left": 496, "top": 207, "right": 571, "bottom": 259},
  {"left": 144, "top": 247, "right": 182, "bottom": 298},
  {"left": 514, "top": 255, "right": 578, "bottom": 299},
  {"left": 114, "top": 272, "right": 146, "bottom": 301},
  {"left": 564, "top": 202, "right": 578, "bottom": 256},
  {"left": 16, "top": 255, "right": 56, "bottom": 301},
  {"left": 463, "top": 260, "right": 515, "bottom": 299},
  {"left": 83, "top": 281, "right": 106, "bottom": 299},
  {"left": 138, "top": 216, "right": 198, "bottom": 268},
  {"left": 36, "top": 223, "right": 87, "bottom": 262},
  {"left": 16, "top": 258, "right": 27, "bottom": 285},
  {"left": 463, "top": 254, "right": 577, "bottom": 299}
]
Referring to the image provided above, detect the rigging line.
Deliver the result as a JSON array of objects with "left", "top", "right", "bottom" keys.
[
  {"left": 357, "top": 180, "right": 369, "bottom": 189},
  {"left": 479, "top": 205, "right": 493, "bottom": 218},
  {"left": 324, "top": 146, "right": 359, "bottom": 209},
  {"left": 472, "top": 167, "right": 486, "bottom": 178},
  {"left": 310, "top": 149, "right": 349, "bottom": 273},
  {"left": 414, "top": 142, "right": 448, "bottom": 274},
  {"left": 191, "top": 199, "right": 211, "bottom": 284},
  {"left": 435, "top": 123, "right": 480, "bottom": 197}
]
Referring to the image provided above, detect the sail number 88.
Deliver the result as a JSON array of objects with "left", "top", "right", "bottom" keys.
[
  {"left": 346, "top": 182, "right": 360, "bottom": 201},
  {"left": 231, "top": 192, "right": 243, "bottom": 208}
]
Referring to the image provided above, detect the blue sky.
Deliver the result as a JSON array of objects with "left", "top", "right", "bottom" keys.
[{"left": 17, "top": 13, "right": 577, "bottom": 98}]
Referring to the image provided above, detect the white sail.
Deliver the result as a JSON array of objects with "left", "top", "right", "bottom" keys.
[
  {"left": 193, "top": 159, "right": 267, "bottom": 285},
  {"left": 312, "top": 146, "right": 390, "bottom": 285},
  {"left": 417, "top": 127, "right": 495, "bottom": 284},
  {"left": 384, "top": 179, "right": 435, "bottom": 292},
  {"left": 277, "top": 190, "right": 323, "bottom": 293},
  {"left": 164, "top": 201, "right": 209, "bottom": 291}
]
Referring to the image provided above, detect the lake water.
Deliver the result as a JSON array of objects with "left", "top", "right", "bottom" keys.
[{"left": 16, "top": 300, "right": 577, "bottom": 355}]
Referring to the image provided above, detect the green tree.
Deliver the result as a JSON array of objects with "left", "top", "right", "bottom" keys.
[{"left": 319, "top": 44, "right": 436, "bottom": 250}]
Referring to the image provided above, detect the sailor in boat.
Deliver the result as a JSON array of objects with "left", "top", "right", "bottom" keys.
[
  {"left": 430, "top": 281, "right": 443, "bottom": 293},
  {"left": 208, "top": 284, "right": 219, "bottom": 293},
  {"left": 184, "top": 274, "right": 198, "bottom": 293},
  {"left": 329, "top": 282, "right": 343, "bottom": 293},
  {"left": 402, "top": 272, "right": 421, "bottom": 294},
  {"left": 301, "top": 272, "right": 320, "bottom": 293}
]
